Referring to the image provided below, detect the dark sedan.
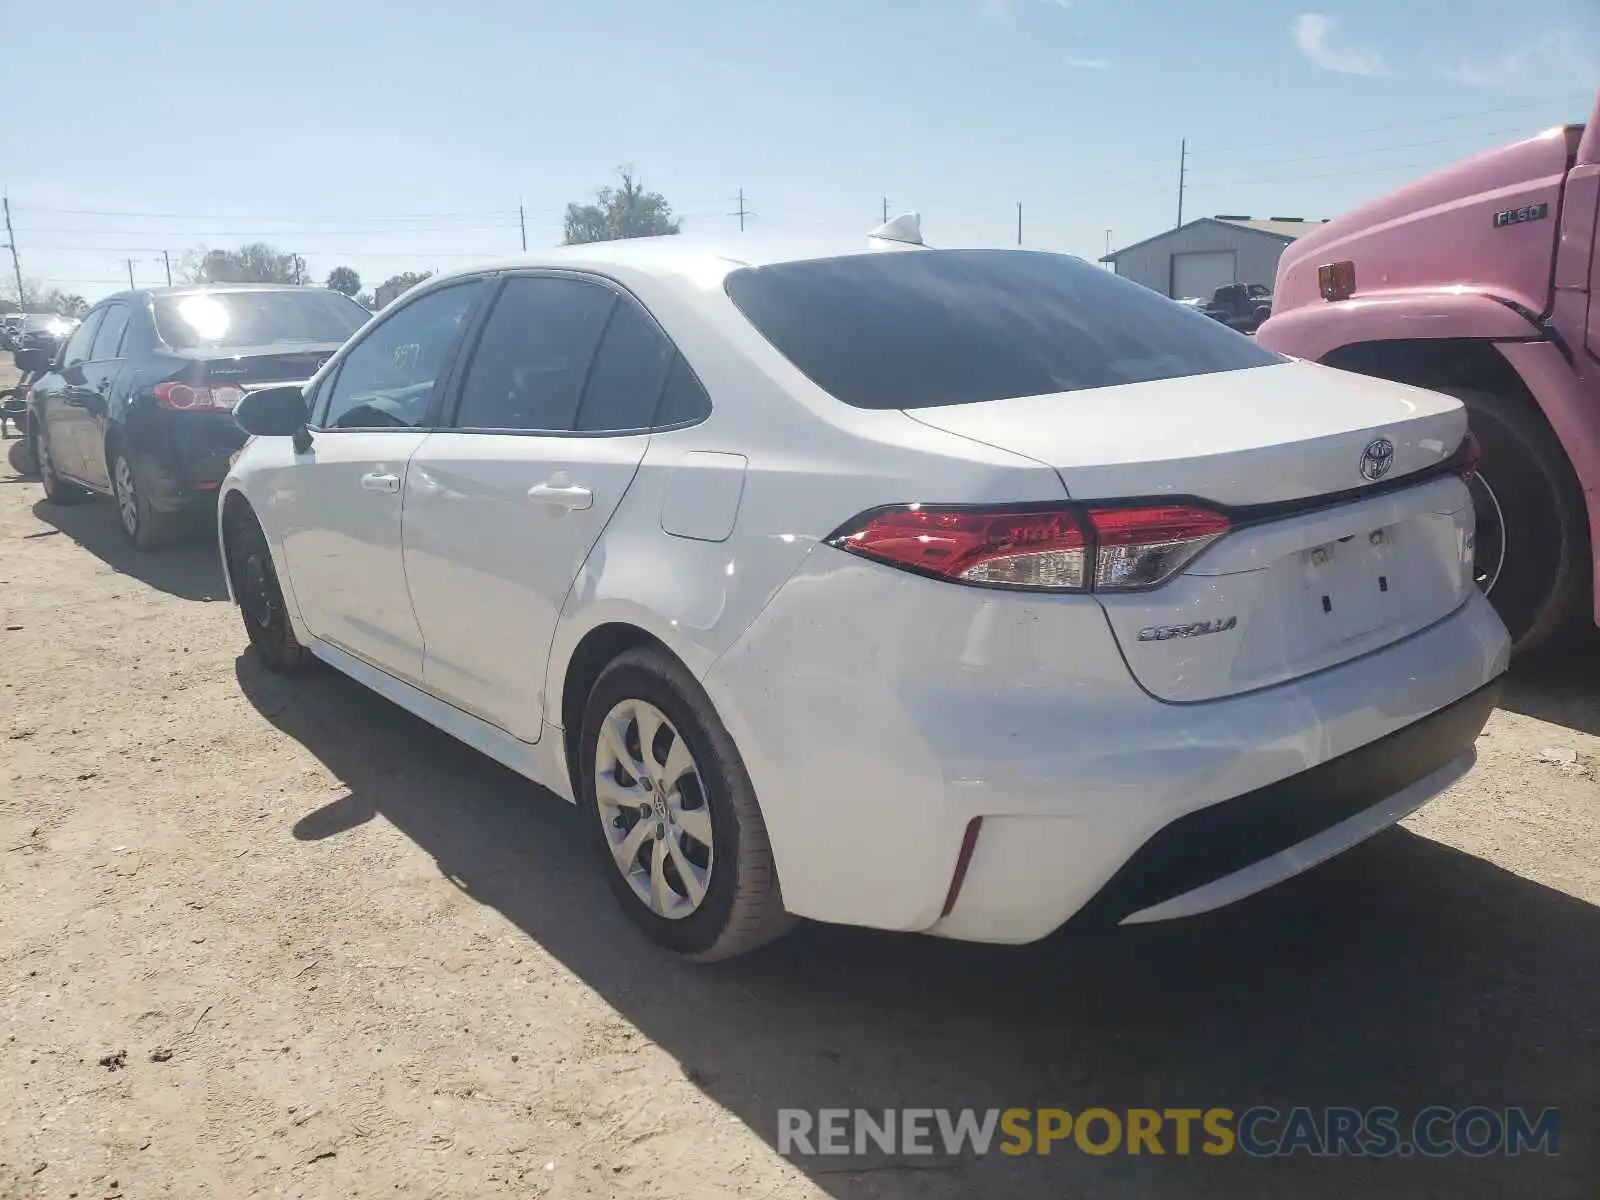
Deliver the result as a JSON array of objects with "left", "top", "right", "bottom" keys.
[{"left": 24, "top": 285, "right": 369, "bottom": 549}]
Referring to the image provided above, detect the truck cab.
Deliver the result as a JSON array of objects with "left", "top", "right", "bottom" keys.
[{"left": 1257, "top": 91, "right": 1600, "bottom": 652}]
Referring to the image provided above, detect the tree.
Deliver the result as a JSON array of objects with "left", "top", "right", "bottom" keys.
[
  {"left": 40, "top": 289, "right": 88, "bottom": 318},
  {"left": 563, "top": 167, "right": 681, "bottom": 245},
  {"left": 355, "top": 291, "right": 376, "bottom": 310},
  {"left": 186, "top": 243, "right": 307, "bottom": 284},
  {"left": 326, "top": 266, "right": 361, "bottom": 296},
  {"left": 373, "top": 271, "right": 433, "bottom": 308}
]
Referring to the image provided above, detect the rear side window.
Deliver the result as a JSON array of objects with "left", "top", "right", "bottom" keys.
[
  {"left": 655, "top": 356, "right": 712, "bottom": 427},
  {"left": 574, "top": 299, "right": 673, "bottom": 432},
  {"left": 89, "top": 304, "right": 130, "bottom": 360},
  {"left": 724, "top": 249, "right": 1284, "bottom": 410},
  {"left": 454, "top": 276, "right": 615, "bottom": 431}
]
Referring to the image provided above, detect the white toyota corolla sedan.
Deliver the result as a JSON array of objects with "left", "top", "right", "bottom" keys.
[{"left": 219, "top": 220, "right": 1509, "bottom": 961}]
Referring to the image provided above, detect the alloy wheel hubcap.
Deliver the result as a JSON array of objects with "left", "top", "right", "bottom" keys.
[
  {"left": 242, "top": 551, "right": 277, "bottom": 628},
  {"left": 594, "top": 698, "right": 713, "bottom": 920},
  {"left": 115, "top": 458, "right": 138, "bottom": 534},
  {"left": 1466, "top": 472, "right": 1506, "bottom": 595}
]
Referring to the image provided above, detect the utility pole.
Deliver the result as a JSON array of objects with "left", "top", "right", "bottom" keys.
[
  {"left": 1016, "top": 202, "right": 1023, "bottom": 246},
  {"left": 1105, "top": 228, "right": 1114, "bottom": 269},
  {"left": 2, "top": 195, "right": 23, "bottom": 308},
  {"left": 882, "top": 196, "right": 889, "bottom": 223},
  {"left": 1176, "top": 138, "right": 1187, "bottom": 228},
  {"left": 519, "top": 201, "right": 527, "bottom": 251},
  {"left": 162, "top": 249, "right": 173, "bottom": 286},
  {"left": 124, "top": 259, "right": 137, "bottom": 289},
  {"left": 729, "top": 189, "right": 752, "bottom": 232}
]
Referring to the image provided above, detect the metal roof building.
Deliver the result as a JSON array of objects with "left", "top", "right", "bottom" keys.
[{"left": 1099, "top": 216, "right": 1328, "bottom": 301}]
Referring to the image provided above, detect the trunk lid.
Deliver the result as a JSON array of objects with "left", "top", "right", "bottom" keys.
[
  {"left": 175, "top": 341, "right": 344, "bottom": 387},
  {"left": 906, "top": 360, "right": 1476, "bottom": 701}
]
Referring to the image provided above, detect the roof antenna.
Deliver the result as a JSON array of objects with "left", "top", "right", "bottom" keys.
[{"left": 868, "top": 212, "right": 924, "bottom": 247}]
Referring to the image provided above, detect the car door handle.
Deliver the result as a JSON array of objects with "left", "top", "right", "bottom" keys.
[
  {"left": 527, "top": 482, "right": 593, "bottom": 510},
  {"left": 360, "top": 471, "right": 401, "bottom": 493}
]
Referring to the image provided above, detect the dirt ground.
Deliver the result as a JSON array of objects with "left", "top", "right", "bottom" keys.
[{"left": 0, "top": 362, "right": 1596, "bottom": 1198}]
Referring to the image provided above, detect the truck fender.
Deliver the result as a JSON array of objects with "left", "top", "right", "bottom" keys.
[
  {"left": 1493, "top": 340, "right": 1600, "bottom": 624},
  {"left": 1255, "top": 290, "right": 1541, "bottom": 363}
]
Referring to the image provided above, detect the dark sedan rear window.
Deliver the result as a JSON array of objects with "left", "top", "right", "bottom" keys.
[
  {"left": 154, "top": 290, "right": 368, "bottom": 350},
  {"left": 723, "top": 249, "right": 1283, "bottom": 409}
]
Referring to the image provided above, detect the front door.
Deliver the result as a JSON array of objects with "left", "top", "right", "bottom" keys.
[
  {"left": 404, "top": 275, "right": 674, "bottom": 741},
  {"left": 73, "top": 301, "right": 132, "bottom": 491},
  {"left": 276, "top": 279, "right": 485, "bottom": 683},
  {"left": 39, "top": 309, "right": 105, "bottom": 482}
]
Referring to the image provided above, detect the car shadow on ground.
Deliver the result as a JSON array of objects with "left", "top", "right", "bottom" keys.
[
  {"left": 1498, "top": 631, "right": 1600, "bottom": 738},
  {"left": 28, "top": 497, "right": 227, "bottom": 603},
  {"left": 238, "top": 654, "right": 1598, "bottom": 1199}
]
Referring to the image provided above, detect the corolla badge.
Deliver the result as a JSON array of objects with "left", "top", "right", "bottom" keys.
[
  {"left": 1360, "top": 437, "right": 1395, "bottom": 482},
  {"left": 1137, "top": 617, "right": 1238, "bottom": 642}
]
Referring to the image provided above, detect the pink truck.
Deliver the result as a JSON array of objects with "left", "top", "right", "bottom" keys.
[{"left": 1257, "top": 90, "right": 1600, "bottom": 653}]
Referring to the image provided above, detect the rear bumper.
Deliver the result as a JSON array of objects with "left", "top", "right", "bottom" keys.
[
  {"left": 1066, "top": 675, "right": 1500, "bottom": 929},
  {"left": 702, "top": 552, "right": 1510, "bottom": 941},
  {"left": 127, "top": 405, "right": 247, "bottom": 511}
]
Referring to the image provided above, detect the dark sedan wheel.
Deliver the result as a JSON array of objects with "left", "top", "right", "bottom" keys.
[
  {"left": 227, "top": 508, "right": 307, "bottom": 673},
  {"left": 111, "top": 452, "right": 179, "bottom": 552},
  {"left": 36, "top": 424, "right": 84, "bottom": 505}
]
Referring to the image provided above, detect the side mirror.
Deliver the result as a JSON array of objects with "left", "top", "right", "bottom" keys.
[
  {"left": 13, "top": 346, "right": 51, "bottom": 374},
  {"left": 234, "top": 385, "right": 309, "bottom": 438}
]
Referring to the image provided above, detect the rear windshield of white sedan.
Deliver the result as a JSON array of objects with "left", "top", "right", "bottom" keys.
[{"left": 723, "top": 249, "right": 1284, "bottom": 409}]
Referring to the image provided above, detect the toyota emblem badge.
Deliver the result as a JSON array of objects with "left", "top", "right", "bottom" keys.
[{"left": 1360, "top": 437, "right": 1395, "bottom": 482}]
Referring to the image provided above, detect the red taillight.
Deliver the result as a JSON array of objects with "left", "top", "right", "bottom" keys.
[
  {"left": 1087, "top": 505, "right": 1232, "bottom": 590},
  {"left": 154, "top": 382, "right": 245, "bottom": 412},
  {"left": 827, "top": 502, "right": 1229, "bottom": 592},
  {"left": 1318, "top": 260, "right": 1357, "bottom": 301}
]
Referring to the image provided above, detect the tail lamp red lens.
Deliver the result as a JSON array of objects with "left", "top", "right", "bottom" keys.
[
  {"left": 155, "top": 382, "right": 245, "bottom": 412},
  {"left": 1318, "top": 260, "right": 1357, "bottom": 301},
  {"left": 827, "top": 502, "right": 1230, "bottom": 592}
]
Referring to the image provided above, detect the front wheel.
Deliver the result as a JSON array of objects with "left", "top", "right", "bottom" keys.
[
  {"left": 579, "top": 647, "right": 793, "bottom": 961},
  {"left": 1445, "top": 387, "right": 1589, "bottom": 653},
  {"left": 36, "top": 424, "right": 84, "bottom": 504}
]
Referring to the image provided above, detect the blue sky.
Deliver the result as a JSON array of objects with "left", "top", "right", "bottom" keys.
[{"left": 1, "top": 0, "right": 1595, "bottom": 302}]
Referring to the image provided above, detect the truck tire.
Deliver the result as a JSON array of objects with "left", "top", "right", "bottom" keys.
[{"left": 1443, "top": 386, "right": 1588, "bottom": 653}]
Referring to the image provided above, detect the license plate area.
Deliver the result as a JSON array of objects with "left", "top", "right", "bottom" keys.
[{"left": 1301, "top": 527, "right": 1401, "bottom": 645}]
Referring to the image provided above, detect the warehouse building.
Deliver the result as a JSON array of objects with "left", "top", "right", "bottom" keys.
[{"left": 1099, "top": 216, "right": 1327, "bottom": 300}]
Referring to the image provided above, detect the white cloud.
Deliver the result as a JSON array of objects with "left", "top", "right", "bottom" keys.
[
  {"left": 1292, "top": 13, "right": 1387, "bottom": 76},
  {"left": 1065, "top": 55, "right": 1112, "bottom": 69},
  {"left": 980, "top": 0, "right": 1071, "bottom": 22},
  {"left": 1441, "top": 31, "right": 1597, "bottom": 89}
]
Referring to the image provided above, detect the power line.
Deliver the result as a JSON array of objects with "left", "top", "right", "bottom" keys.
[{"left": 1189, "top": 90, "right": 1591, "bottom": 156}]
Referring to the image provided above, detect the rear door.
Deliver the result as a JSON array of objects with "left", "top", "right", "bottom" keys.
[
  {"left": 403, "top": 273, "right": 673, "bottom": 741},
  {"left": 274, "top": 279, "right": 485, "bottom": 683},
  {"left": 71, "top": 300, "right": 132, "bottom": 490}
]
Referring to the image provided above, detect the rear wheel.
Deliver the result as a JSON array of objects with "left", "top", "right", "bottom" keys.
[
  {"left": 112, "top": 451, "right": 181, "bottom": 552},
  {"left": 1444, "top": 387, "right": 1588, "bottom": 652},
  {"left": 36, "top": 423, "right": 84, "bottom": 504},
  {"left": 226, "top": 508, "right": 307, "bottom": 673},
  {"left": 579, "top": 646, "right": 793, "bottom": 961}
]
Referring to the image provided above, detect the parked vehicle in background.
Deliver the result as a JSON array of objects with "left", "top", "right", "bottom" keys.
[
  {"left": 219, "top": 229, "right": 1506, "bottom": 962},
  {"left": 24, "top": 286, "right": 368, "bottom": 550},
  {"left": 1258, "top": 90, "right": 1600, "bottom": 653},
  {"left": 0, "top": 314, "right": 25, "bottom": 350},
  {"left": 3, "top": 325, "right": 71, "bottom": 462},
  {"left": 1200, "top": 282, "right": 1273, "bottom": 332}
]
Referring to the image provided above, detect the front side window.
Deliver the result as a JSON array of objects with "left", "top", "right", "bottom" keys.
[
  {"left": 453, "top": 276, "right": 615, "bottom": 431},
  {"left": 319, "top": 281, "right": 483, "bottom": 430},
  {"left": 60, "top": 310, "right": 105, "bottom": 369},
  {"left": 724, "top": 249, "right": 1285, "bottom": 410},
  {"left": 89, "top": 304, "right": 130, "bottom": 360}
]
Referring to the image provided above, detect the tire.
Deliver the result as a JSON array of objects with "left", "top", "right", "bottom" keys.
[
  {"left": 225, "top": 507, "right": 308, "bottom": 673},
  {"left": 579, "top": 646, "right": 794, "bottom": 961},
  {"left": 112, "top": 451, "right": 181, "bottom": 552},
  {"left": 35, "top": 423, "right": 85, "bottom": 504},
  {"left": 1444, "top": 386, "right": 1589, "bottom": 653}
]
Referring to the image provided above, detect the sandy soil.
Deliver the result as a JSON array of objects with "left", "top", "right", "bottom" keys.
[{"left": 1, "top": 364, "right": 1595, "bottom": 1197}]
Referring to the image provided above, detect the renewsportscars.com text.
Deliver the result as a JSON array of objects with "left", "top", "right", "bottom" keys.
[{"left": 778, "top": 1106, "right": 1559, "bottom": 1159}]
